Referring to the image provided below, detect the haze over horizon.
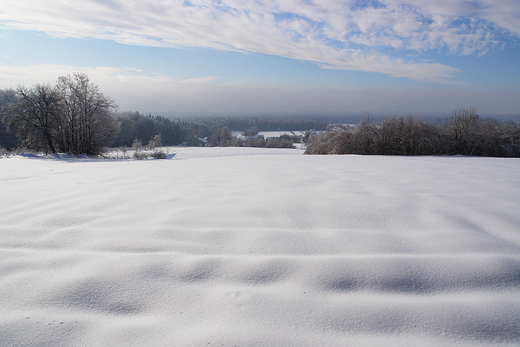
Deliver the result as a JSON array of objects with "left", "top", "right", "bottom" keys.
[{"left": 1, "top": 0, "right": 519, "bottom": 117}]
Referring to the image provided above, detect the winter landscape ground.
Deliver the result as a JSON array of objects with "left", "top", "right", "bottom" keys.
[{"left": 1, "top": 147, "right": 520, "bottom": 347}]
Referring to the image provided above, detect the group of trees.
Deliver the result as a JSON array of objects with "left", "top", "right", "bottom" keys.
[
  {"left": 1, "top": 73, "right": 116, "bottom": 156},
  {"left": 230, "top": 134, "right": 295, "bottom": 148},
  {"left": 112, "top": 112, "right": 184, "bottom": 147},
  {"left": 305, "top": 108, "right": 520, "bottom": 157}
]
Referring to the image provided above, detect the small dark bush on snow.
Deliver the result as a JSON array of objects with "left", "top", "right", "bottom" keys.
[{"left": 151, "top": 150, "right": 167, "bottom": 159}]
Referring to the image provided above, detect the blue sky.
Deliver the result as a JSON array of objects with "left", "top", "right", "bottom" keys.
[{"left": 1, "top": 0, "right": 519, "bottom": 117}]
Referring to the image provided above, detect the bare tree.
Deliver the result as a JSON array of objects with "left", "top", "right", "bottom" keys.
[
  {"left": 55, "top": 73, "right": 117, "bottom": 155},
  {"left": 0, "top": 89, "right": 20, "bottom": 149},
  {"left": 446, "top": 107, "right": 481, "bottom": 155},
  {"left": 7, "top": 73, "right": 117, "bottom": 155},
  {"left": 7, "top": 84, "right": 61, "bottom": 153}
]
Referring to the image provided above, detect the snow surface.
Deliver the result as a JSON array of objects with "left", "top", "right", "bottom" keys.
[{"left": 1, "top": 147, "right": 520, "bottom": 347}]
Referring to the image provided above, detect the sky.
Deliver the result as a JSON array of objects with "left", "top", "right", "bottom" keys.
[{"left": 0, "top": 0, "right": 519, "bottom": 118}]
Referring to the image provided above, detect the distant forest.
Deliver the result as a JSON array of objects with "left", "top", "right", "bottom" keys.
[{"left": 110, "top": 111, "right": 328, "bottom": 148}]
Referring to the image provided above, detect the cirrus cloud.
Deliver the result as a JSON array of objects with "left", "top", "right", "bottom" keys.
[{"left": 0, "top": 0, "right": 518, "bottom": 83}]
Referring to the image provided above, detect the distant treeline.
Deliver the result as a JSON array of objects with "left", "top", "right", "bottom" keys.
[
  {"left": 305, "top": 108, "right": 520, "bottom": 157},
  {"left": 177, "top": 116, "right": 328, "bottom": 133},
  {"left": 111, "top": 112, "right": 328, "bottom": 147}
]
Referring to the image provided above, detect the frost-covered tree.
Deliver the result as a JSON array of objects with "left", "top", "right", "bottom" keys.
[
  {"left": 446, "top": 107, "right": 481, "bottom": 155},
  {"left": 0, "top": 88, "right": 20, "bottom": 149},
  {"left": 7, "top": 84, "right": 61, "bottom": 153},
  {"left": 7, "top": 73, "right": 117, "bottom": 155},
  {"left": 54, "top": 73, "right": 117, "bottom": 155}
]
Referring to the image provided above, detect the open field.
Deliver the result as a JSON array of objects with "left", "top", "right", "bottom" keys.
[{"left": 1, "top": 147, "right": 520, "bottom": 346}]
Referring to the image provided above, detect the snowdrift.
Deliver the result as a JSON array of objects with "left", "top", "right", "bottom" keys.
[{"left": 1, "top": 147, "right": 519, "bottom": 346}]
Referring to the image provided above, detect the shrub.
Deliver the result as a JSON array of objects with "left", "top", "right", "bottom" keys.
[
  {"left": 151, "top": 150, "right": 167, "bottom": 159},
  {"left": 133, "top": 151, "right": 149, "bottom": 160},
  {"left": 305, "top": 109, "right": 520, "bottom": 157}
]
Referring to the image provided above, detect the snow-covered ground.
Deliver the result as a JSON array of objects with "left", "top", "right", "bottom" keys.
[{"left": 1, "top": 147, "right": 519, "bottom": 347}]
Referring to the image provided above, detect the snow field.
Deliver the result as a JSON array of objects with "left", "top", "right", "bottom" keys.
[{"left": 1, "top": 147, "right": 520, "bottom": 346}]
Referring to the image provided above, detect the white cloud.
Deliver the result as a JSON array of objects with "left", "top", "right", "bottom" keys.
[
  {"left": 0, "top": 64, "right": 121, "bottom": 87},
  {"left": 0, "top": 1, "right": 518, "bottom": 83},
  {"left": 179, "top": 76, "right": 219, "bottom": 84}
]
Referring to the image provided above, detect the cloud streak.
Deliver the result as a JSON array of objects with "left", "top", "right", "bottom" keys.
[
  {"left": 179, "top": 76, "right": 219, "bottom": 84},
  {"left": 0, "top": 1, "right": 518, "bottom": 82}
]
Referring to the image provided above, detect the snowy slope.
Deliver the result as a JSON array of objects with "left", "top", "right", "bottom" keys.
[{"left": 1, "top": 147, "right": 519, "bottom": 346}]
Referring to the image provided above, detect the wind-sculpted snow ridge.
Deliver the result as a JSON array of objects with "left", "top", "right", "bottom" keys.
[{"left": 1, "top": 147, "right": 520, "bottom": 346}]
